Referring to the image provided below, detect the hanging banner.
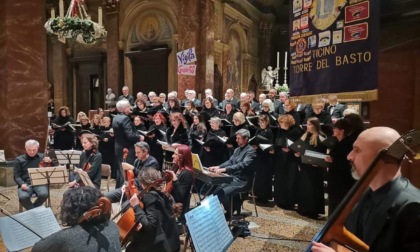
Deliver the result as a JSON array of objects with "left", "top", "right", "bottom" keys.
[
  {"left": 177, "top": 47, "right": 197, "bottom": 66},
  {"left": 289, "top": 0, "right": 379, "bottom": 102},
  {"left": 177, "top": 64, "right": 197, "bottom": 76}
]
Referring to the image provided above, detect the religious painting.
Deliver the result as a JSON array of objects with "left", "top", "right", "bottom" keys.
[
  {"left": 227, "top": 30, "right": 242, "bottom": 95},
  {"left": 137, "top": 14, "right": 161, "bottom": 42}
]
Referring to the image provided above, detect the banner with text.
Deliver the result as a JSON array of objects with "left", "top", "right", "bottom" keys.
[
  {"left": 177, "top": 64, "right": 197, "bottom": 76},
  {"left": 289, "top": 0, "right": 379, "bottom": 101},
  {"left": 177, "top": 47, "right": 197, "bottom": 66}
]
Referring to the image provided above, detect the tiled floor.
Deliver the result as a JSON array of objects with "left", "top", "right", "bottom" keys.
[{"left": 0, "top": 181, "right": 325, "bottom": 252}]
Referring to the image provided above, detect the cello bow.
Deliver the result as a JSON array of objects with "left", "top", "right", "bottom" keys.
[{"left": 306, "top": 129, "right": 420, "bottom": 252}]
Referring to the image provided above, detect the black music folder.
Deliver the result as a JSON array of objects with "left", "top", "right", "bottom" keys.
[
  {"left": 249, "top": 135, "right": 271, "bottom": 146},
  {"left": 194, "top": 138, "right": 224, "bottom": 148},
  {"left": 246, "top": 116, "right": 259, "bottom": 127},
  {"left": 288, "top": 139, "right": 309, "bottom": 153},
  {"left": 301, "top": 150, "right": 329, "bottom": 167},
  {"left": 138, "top": 127, "right": 157, "bottom": 136},
  {"left": 259, "top": 144, "right": 274, "bottom": 151},
  {"left": 322, "top": 136, "right": 338, "bottom": 149},
  {"left": 216, "top": 135, "right": 236, "bottom": 145}
]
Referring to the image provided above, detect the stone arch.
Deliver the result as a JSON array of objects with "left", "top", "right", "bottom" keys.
[{"left": 119, "top": 0, "right": 178, "bottom": 90}]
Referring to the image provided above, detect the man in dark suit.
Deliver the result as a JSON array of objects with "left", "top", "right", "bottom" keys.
[
  {"left": 209, "top": 129, "right": 257, "bottom": 219},
  {"left": 118, "top": 86, "right": 135, "bottom": 106},
  {"left": 219, "top": 88, "right": 239, "bottom": 109},
  {"left": 112, "top": 100, "right": 141, "bottom": 188},
  {"left": 13, "top": 140, "right": 53, "bottom": 210},
  {"left": 189, "top": 90, "right": 202, "bottom": 107},
  {"left": 268, "top": 88, "right": 282, "bottom": 114},
  {"left": 247, "top": 91, "right": 260, "bottom": 112},
  {"left": 205, "top": 88, "right": 219, "bottom": 107},
  {"left": 327, "top": 95, "right": 346, "bottom": 123},
  {"left": 311, "top": 127, "right": 420, "bottom": 252}
]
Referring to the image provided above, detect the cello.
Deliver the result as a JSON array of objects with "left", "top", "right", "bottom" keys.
[
  {"left": 121, "top": 148, "right": 138, "bottom": 198},
  {"left": 117, "top": 171, "right": 173, "bottom": 247},
  {"left": 306, "top": 129, "right": 420, "bottom": 252}
]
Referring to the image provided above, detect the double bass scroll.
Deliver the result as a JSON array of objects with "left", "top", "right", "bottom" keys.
[{"left": 306, "top": 129, "right": 420, "bottom": 252}]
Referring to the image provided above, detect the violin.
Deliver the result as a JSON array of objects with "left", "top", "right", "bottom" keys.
[
  {"left": 39, "top": 147, "right": 52, "bottom": 168},
  {"left": 117, "top": 171, "right": 173, "bottom": 247}
]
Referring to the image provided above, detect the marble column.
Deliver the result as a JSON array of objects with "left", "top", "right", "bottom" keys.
[
  {"left": 177, "top": 0, "right": 199, "bottom": 99},
  {"left": 51, "top": 42, "right": 68, "bottom": 113},
  {"left": 106, "top": 12, "right": 120, "bottom": 101},
  {"left": 196, "top": 0, "right": 215, "bottom": 97},
  {"left": 0, "top": 0, "right": 48, "bottom": 158}
]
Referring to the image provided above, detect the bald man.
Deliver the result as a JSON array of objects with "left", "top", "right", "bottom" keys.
[{"left": 312, "top": 127, "right": 420, "bottom": 252}]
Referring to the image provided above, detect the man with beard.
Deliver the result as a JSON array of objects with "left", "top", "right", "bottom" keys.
[{"left": 311, "top": 127, "right": 420, "bottom": 252}]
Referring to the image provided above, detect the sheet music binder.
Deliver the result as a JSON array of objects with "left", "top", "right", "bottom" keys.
[
  {"left": 0, "top": 206, "right": 61, "bottom": 251},
  {"left": 288, "top": 139, "right": 309, "bottom": 153},
  {"left": 185, "top": 195, "right": 234, "bottom": 252},
  {"left": 301, "top": 150, "right": 329, "bottom": 167}
]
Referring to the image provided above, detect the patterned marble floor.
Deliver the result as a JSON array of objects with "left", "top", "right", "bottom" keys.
[{"left": 0, "top": 181, "right": 326, "bottom": 252}]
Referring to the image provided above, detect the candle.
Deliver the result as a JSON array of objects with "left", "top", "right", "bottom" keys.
[
  {"left": 59, "top": 0, "right": 64, "bottom": 17},
  {"left": 51, "top": 7, "right": 56, "bottom": 19},
  {"left": 284, "top": 51, "right": 288, "bottom": 68},
  {"left": 98, "top": 7, "right": 103, "bottom": 26},
  {"left": 276, "top": 51, "right": 280, "bottom": 69}
]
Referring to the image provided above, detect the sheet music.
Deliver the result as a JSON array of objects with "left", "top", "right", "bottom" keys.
[
  {"left": 0, "top": 206, "right": 61, "bottom": 251},
  {"left": 194, "top": 138, "right": 205, "bottom": 145},
  {"left": 216, "top": 135, "right": 227, "bottom": 143},
  {"left": 287, "top": 139, "right": 294, "bottom": 147},
  {"left": 185, "top": 195, "right": 233, "bottom": 252},
  {"left": 259, "top": 144, "right": 273, "bottom": 151},
  {"left": 55, "top": 150, "right": 82, "bottom": 165}
]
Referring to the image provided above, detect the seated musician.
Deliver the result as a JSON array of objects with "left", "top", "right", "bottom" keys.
[
  {"left": 32, "top": 187, "right": 120, "bottom": 252},
  {"left": 105, "top": 141, "right": 159, "bottom": 203},
  {"left": 13, "top": 140, "right": 53, "bottom": 210},
  {"left": 311, "top": 127, "right": 420, "bottom": 252},
  {"left": 166, "top": 144, "right": 194, "bottom": 223},
  {"left": 209, "top": 129, "right": 257, "bottom": 220},
  {"left": 69, "top": 133, "right": 102, "bottom": 189},
  {"left": 127, "top": 167, "right": 180, "bottom": 252}
]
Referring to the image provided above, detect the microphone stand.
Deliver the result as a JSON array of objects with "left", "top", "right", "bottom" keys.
[{"left": 0, "top": 207, "right": 43, "bottom": 239}]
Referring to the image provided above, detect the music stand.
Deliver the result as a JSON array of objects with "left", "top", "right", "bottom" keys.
[
  {"left": 55, "top": 150, "right": 82, "bottom": 181},
  {"left": 27, "top": 166, "right": 68, "bottom": 208}
]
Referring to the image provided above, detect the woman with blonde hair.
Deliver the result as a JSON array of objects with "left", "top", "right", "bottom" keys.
[
  {"left": 272, "top": 114, "right": 303, "bottom": 209},
  {"left": 294, "top": 117, "right": 327, "bottom": 219}
]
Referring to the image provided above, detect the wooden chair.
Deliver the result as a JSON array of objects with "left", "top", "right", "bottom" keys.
[{"left": 101, "top": 164, "right": 111, "bottom": 192}]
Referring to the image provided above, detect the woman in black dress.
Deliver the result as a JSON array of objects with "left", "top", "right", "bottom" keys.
[
  {"left": 188, "top": 114, "right": 207, "bottom": 154},
  {"left": 99, "top": 116, "right": 116, "bottom": 178},
  {"left": 295, "top": 117, "right": 327, "bottom": 219},
  {"left": 252, "top": 114, "right": 274, "bottom": 203},
  {"left": 145, "top": 112, "right": 168, "bottom": 169},
  {"left": 52, "top": 106, "right": 75, "bottom": 150},
  {"left": 126, "top": 168, "right": 180, "bottom": 252},
  {"left": 69, "top": 133, "right": 102, "bottom": 189},
  {"left": 201, "top": 97, "right": 220, "bottom": 118},
  {"left": 202, "top": 117, "right": 228, "bottom": 167},
  {"left": 272, "top": 114, "right": 303, "bottom": 209},
  {"left": 325, "top": 118, "right": 356, "bottom": 216},
  {"left": 167, "top": 144, "right": 194, "bottom": 223}
]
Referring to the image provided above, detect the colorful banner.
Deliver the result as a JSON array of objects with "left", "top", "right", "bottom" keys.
[
  {"left": 177, "top": 47, "right": 197, "bottom": 66},
  {"left": 177, "top": 64, "right": 197, "bottom": 76},
  {"left": 289, "top": 0, "right": 379, "bottom": 101}
]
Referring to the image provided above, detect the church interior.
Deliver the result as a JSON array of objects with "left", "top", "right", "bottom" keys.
[{"left": 1, "top": 0, "right": 420, "bottom": 251}]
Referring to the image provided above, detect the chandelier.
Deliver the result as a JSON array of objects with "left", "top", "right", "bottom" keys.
[{"left": 44, "top": 0, "right": 107, "bottom": 45}]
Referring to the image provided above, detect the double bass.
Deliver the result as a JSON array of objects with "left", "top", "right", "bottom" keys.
[
  {"left": 306, "top": 130, "right": 420, "bottom": 251},
  {"left": 117, "top": 171, "right": 173, "bottom": 247}
]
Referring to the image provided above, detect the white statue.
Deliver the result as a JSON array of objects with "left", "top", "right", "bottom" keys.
[
  {"left": 261, "top": 66, "right": 279, "bottom": 89},
  {"left": 105, "top": 88, "right": 116, "bottom": 108}
]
